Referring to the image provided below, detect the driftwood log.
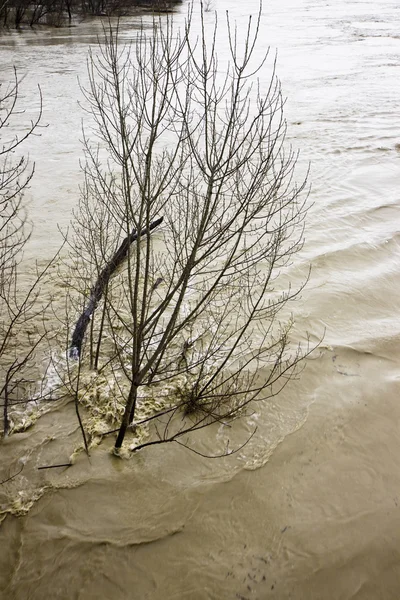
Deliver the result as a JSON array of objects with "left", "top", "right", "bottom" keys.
[{"left": 69, "top": 217, "right": 163, "bottom": 359}]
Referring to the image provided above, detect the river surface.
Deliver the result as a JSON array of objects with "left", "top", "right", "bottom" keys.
[{"left": 1, "top": 0, "right": 400, "bottom": 598}]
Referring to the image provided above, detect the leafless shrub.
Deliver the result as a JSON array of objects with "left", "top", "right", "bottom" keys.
[
  {"left": 68, "top": 5, "right": 311, "bottom": 456},
  {"left": 0, "top": 70, "right": 59, "bottom": 437}
]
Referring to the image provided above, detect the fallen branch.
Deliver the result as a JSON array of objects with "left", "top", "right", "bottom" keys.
[{"left": 69, "top": 216, "right": 163, "bottom": 359}]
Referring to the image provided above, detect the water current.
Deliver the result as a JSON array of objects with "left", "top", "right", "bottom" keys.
[{"left": 1, "top": 0, "right": 400, "bottom": 598}]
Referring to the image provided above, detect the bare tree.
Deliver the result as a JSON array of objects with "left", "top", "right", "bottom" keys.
[
  {"left": 69, "top": 5, "right": 309, "bottom": 455},
  {"left": 0, "top": 70, "right": 56, "bottom": 436}
]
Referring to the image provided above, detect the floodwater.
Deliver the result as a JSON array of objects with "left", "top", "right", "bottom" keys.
[{"left": 1, "top": 0, "right": 400, "bottom": 598}]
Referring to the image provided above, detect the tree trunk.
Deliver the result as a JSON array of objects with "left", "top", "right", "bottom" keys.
[{"left": 115, "top": 383, "right": 138, "bottom": 448}]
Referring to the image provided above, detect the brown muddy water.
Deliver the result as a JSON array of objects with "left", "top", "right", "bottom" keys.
[{"left": 1, "top": 0, "right": 400, "bottom": 598}]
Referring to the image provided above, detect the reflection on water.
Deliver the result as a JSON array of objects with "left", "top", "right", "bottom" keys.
[{"left": 2, "top": 0, "right": 400, "bottom": 597}]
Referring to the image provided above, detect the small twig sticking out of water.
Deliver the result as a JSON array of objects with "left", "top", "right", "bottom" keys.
[
  {"left": 37, "top": 463, "right": 72, "bottom": 470},
  {"left": 74, "top": 358, "right": 90, "bottom": 455}
]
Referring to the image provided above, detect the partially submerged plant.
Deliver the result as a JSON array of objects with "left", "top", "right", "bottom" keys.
[{"left": 67, "top": 3, "right": 311, "bottom": 456}]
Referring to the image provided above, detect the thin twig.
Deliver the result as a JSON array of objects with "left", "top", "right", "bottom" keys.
[
  {"left": 0, "top": 464, "right": 24, "bottom": 484},
  {"left": 37, "top": 463, "right": 72, "bottom": 470}
]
